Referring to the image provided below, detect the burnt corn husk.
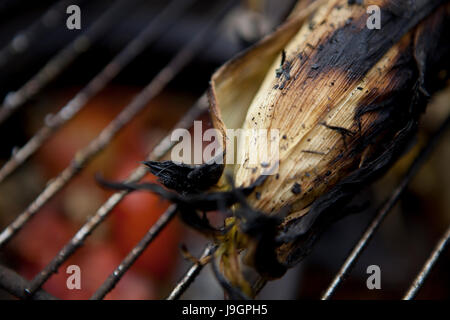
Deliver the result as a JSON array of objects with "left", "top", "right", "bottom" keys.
[{"left": 207, "top": 0, "right": 450, "bottom": 293}]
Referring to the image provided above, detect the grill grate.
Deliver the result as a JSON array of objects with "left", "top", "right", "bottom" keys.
[{"left": 0, "top": 0, "right": 448, "bottom": 300}]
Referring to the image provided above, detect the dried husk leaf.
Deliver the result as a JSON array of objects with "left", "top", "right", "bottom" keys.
[{"left": 209, "top": 0, "right": 326, "bottom": 162}]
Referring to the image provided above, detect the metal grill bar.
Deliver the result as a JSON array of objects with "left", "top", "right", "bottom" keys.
[
  {"left": 0, "top": 0, "right": 77, "bottom": 68},
  {"left": 0, "top": 265, "right": 56, "bottom": 300},
  {"left": 166, "top": 243, "right": 216, "bottom": 300},
  {"left": 403, "top": 225, "right": 450, "bottom": 300},
  {"left": 91, "top": 205, "right": 178, "bottom": 300},
  {"left": 321, "top": 115, "right": 450, "bottom": 300},
  {"left": 0, "top": 0, "right": 197, "bottom": 184},
  {"left": 0, "top": 0, "right": 139, "bottom": 126}
]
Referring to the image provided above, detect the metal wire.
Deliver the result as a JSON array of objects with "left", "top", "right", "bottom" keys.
[
  {"left": 321, "top": 115, "right": 450, "bottom": 300},
  {"left": 0, "top": 0, "right": 197, "bottom": 184},
  {"left": 166, "top": 243, "right": 216, "bottom": 300},
  {"left": 0, "top": 0, "right": 78, "bottom": 68},
  {"left": 403, "top": 225, "right": 450, "bottom": 300},
  {"left": 0, "top": 0, "right": 139, "bottom": 126}
]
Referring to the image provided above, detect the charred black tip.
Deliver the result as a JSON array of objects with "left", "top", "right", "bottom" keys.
[{"left": 142, "top": 160, "right": 223, "bottom": 195}]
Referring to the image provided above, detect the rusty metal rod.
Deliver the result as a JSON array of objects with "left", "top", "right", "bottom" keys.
[
  {"left": 403, "top": 225, "right": 450, "bottom": 300},
  {"left": 321, "top": 114, "right": 450, "bottom": 300}
]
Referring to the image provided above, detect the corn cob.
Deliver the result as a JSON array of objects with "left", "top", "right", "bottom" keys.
[{"left": 208, "top": 0, "right": 450, "bottom": 295}]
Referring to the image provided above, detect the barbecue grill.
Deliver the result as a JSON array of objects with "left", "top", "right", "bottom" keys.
[{"left": 0, "top": 0, "right": 448, "bottom": 300}]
